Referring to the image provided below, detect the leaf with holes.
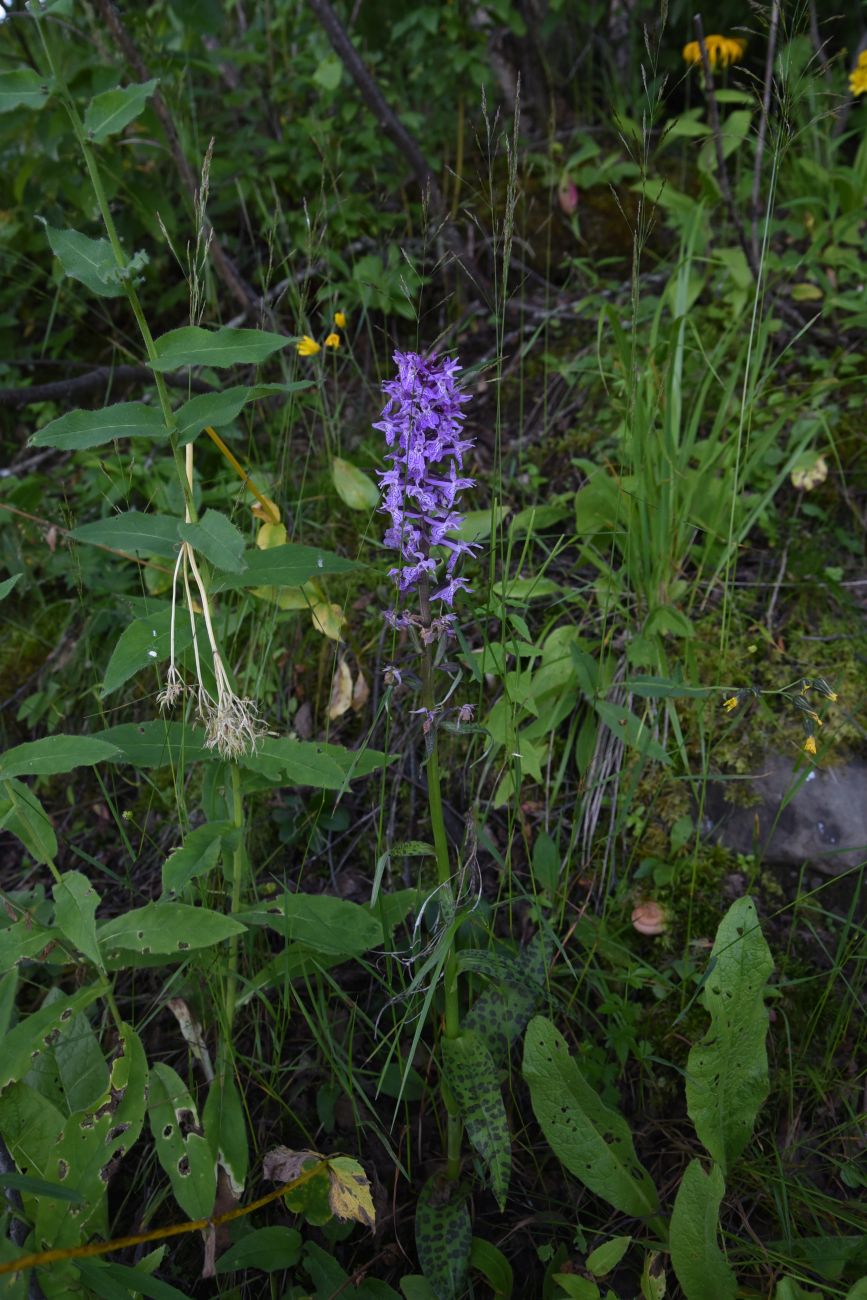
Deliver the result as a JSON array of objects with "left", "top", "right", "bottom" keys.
[
  {"left": 0, "top": 987, "right": 102, "bottom": 1094},
  {"left": 522, "top": 1016, "right": 658, "bottom": 1219},
  {"left": 415, "top": 1173, "right": 472, "bottom": 1300},
  {"left": 52, "top": 870, "right": 103, "bottom": 970},
  {"left": 441, "top": 1031, "right": 510, "bottom": 1210},
  {"left": 30, "top": 402, "right": 166, "bottom": 450},
  {"left": 149, "top": 325, "right": 291, "bottom": 371},
  {"left": 83, "top": 79, "right": 158, "bottom": 143},
  {"left": 685, "top": 896, "right": 773, "bottom": 1173},
  {"left": 98, "top": 902, "right": 244, "bottom": 962},
  {"left": 203, "top": 1070, "right": 248, "bottom": 1197},
  {"left": 148, "top": 1062, "right": 215, "bottom": 1220},
  {"left": 669, "top": 1161, "right": 737, "bottom": 1299}
]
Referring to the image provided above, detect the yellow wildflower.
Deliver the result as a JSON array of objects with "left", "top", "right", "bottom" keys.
[
  {"left": 850, "top": 63, "right": 867, "bottom": 96},
  {"left": 723, "top": 696, "right": 739, "bottom": 712},
  {"left": 297, "top": 335, "right": 321, "bottom": 357},
  {"left": 334, "top": 311, "right": 347, "bottom": 328},
  {"left": 682, "top": 34, "right": 746, "bottom": 70},
  {"left": 803, "top": 735, "right": 817, "bottom": 756},
  {"left": 324, "top": 332, "right": 341, "bottom": 349}
]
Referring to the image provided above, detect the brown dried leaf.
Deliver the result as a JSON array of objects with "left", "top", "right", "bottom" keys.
[{"left": 328, "top": 656, "right": 353, "bottom": 720}]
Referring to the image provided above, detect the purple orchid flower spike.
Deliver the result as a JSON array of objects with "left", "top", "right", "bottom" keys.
[{"left": 376, "top": 351, "right": 476, "bottom": 629}]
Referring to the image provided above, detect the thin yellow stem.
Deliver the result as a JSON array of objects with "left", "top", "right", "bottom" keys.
[{"left": 204, "top": 426, "right": 280, "bottom": 524}]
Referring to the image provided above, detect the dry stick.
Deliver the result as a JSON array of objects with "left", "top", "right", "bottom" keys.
[
  {"left": 694, "top": 15, "right": 759, "bottom": 281},
  {"left": 0, "top": 366, "right": 213, "bottom": 409},
  {"left": 306, "top": 0, "right": 490, "bottom": 298},
  {"left": 750, "top": 0, "right": 781, "bottom": 266},
  {"left": 90, "top": 0, "right": 260, "bottom": 317}
]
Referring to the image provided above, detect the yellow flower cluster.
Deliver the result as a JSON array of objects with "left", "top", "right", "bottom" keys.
[
  {"left": 682, "top": 34, "right": 746, "bottom": 70},
  {"left": 850, "top": 50, "right": 867, "bottom": 97},
  {"left": 297, "top": 311, "right": 347, "bottom": 357}
]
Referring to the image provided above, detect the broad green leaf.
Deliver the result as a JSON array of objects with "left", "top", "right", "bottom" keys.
[
  {"left": 645, "top": 605, "right": 695, "bottom": 639},
  {"left": 71, "top": 510, "right": 180, "bottom": 558},
  {"left": 215, "top": 1226, "right": 302, "bottom": 1274},
  {"left": 241, "top": 893, "right": 382, "bottom": 956},
  {"left": 0, "top": 1172, "right": 84, "bottom": 1204},
  {"left": 586, "top": 1236, "right": 631, "bottom": 1277},
  {"left": 469, "top": 1237, "right": 513, "bottom": 1298},
  {"left": 451, "top": 506, "right": 509, "bottom": 543},
  {"left": 0, "top": 68, "right": 50, "bottom": 113},
  {"left": 686, "top": 896, "right": 773, "bottom": 1173},
  {"left": 203, "top": 1070, "right": 248, "bottom": 1196},
  {"left": 332, "top": 457, "right": 380, "bottom": 511},
  {"left": 846, "top": 1281, "right": 867, "bottom": 1300},
  {"left": 464, "top": 936, "right": 549, "bottom": 1065},
  {"left": 175, "top": 382, "right": 311, "bottom": 444},
  {"left": 593, "top": 700, "right": 670, "bottom": 764},
  {"left": 101, "top": 607, "right": 195, "bottom": 697},
  {"left": 0, "top": 778, "right": 57, "bottom": 864},
  {"left": 149, "top": 325, "right": 291, "bottom": 372},
  {"left": 441, "top": 1030, "right": 510, "bottom": 1210},
  {"left": 53, "top": 1010, "right": 109, "bottom": 1115},
  {"left": 0, "top": 987, "right": 101, "bottom": 1094},
  {"left": 213, "top": 542, "right": 355, "bottom": 590},
  {"left": 551, "top": 1277, "right": 599, "bottom": 1299},
  {"left": 0, "top": 916, "right": 59, "bottom": 972},
  {"left": 162, "top": 821, "right": 234, "bottom": 895},
  {"left": 522, "top": 1015, "right": 658, "bottom": 1219},
  {"left": 669, "top": 1161, "right": 737, "bottom": 1300},
  {"left": 93, "top": 721, "right": 213, "bottom": 768},
  {"left": 43, "top": 223, "right": 125, "bottom": 298},
  {"left": 30, "top": 402, "right": 165, "bottom": 450},
  {"left": 0, "top": 735, "right": 119, "bottom": 780},
  {"left": 52, "top": 871, "right": 103, "bottom": 970},
  {"left": 76, "top": 1258, "right": 190, "bottom": 1300},
  {"left": 0, "top": 573, "right": 22, "bottom": 600},
  {"left": 242, "top": 736, "right": 349, "bottom": 789},
  {"left": 98, "top": 902, "right": 244, "bottom": 958},
  {"left": 178, "top": 509, "right": 247, "bottom": 574},
  {"left": 148, "top": 1062, "right": 215, "bottom": 1219},
  {"left": 415, "top": 1174, "right": 472, "bottom": 1300},
  {"left": 83, "top": 79, "right": 158, "bottom": 143},
  {"left": 0, "top": 1083, "right": 69, "bottom": 1198}
]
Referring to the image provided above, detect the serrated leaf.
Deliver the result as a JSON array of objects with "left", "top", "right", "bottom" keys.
[
  {"left": 522, "top": 1015, "right": 658, "bottom": 1219},
  {"left": 415, "top": 1174, "right": 472, "bottom": 1300},
  {"left": 43, "top": 223, "right": 125, "bottom": 298},
  {"left": 98, "top": 902, "right": 244, "bottom": 959},
  {"left": 0, "top": 987, "right": 102, "bottom": 1094},
  {"left": 72, "top": 510, "right": 180, "bottom": 558},
  {"left": 178, "top": 509, "right": 247, "bottom": 573},
  {"left": 0, "top": 68, "right": 51, "bottom": 113},
  {"left": 162, "top": 821, "right": 233, "bottom": 895},
  {"left": 148, "top": 1062, "right": 215, "bottom": 1219},
  {"left": 215, "top": 1226, "right": 302, "bottom": 1274},
  {"left": 149, "top": 325, "right": 290, "bottom": 372},
  {"left": 31, "top": 402, "right": 165, "bottom": 450},
  {"left": 241, "top": 893, "right": 382, "bottom": 956},
  {"left": 685, "top": 896, "right": 773, "bottom": 1173},
  {"left": 101, "top": 607, "right": 195, "bottom": 697},
  {"left": 441, "top": 1031, "right": 510, "bottom": 1210},
  {"left": 53, "top": 871, "right": 103, "bottom": 970},
  {"left": 670, "top": 1161, "right": 737, "bottom": 1300},
  {"left": 0, "top": 778, "right": 57, "bottom": 865},
  {"left": 332, "top": 457, "right": 380, "bottom": 510},
  {"left": 212, "top": 542, "right": 355, "bottom": 589},
  {"left": 327, "top": 1155, "right": 375, "bottom": 1228},
  {"left": 0, "top": 735, "right": 119, "bottom": 780},
  {"left": 83, "top": 78, "right": 158, "bottom": 143}
]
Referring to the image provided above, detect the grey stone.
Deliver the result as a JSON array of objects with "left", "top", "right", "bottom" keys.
[{"left": 704, "top": 755, "right": 867, "bottom": 876}]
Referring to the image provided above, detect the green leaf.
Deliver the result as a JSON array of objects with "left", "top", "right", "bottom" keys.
[
  {"left": 0, "top": 68, "right": 51, "bottom": 113},
  {"left": 241, "top": 893, "right": 382, "bottom": 956},
  {"left": 93, "top": 721, "right": 213, "bottom": 768},
  {"left": 148, "top": 1062, "right": 215, "bottom": 1220},
  {"left": 101, "top": 607, "right": 195, "bottom": 698},
  {"left": 669, "top": 1161, "right": 737, "bottom": 1300},
  {"left": 162, "top": 821, "right": 234, "bottom": 895},
  {"left": 0, "top": 735, "right": 119, "bottom": 780},
  {"left": 0, "top": 1172, "right": 84, "bottom": 1204},
  {"left": 0, "top": 916, "right": 59, "bottom": 973},
  {"left": 98, "top": 902, "right": 244, "bottom": 959},
  {"left": 203, "top": 1070, "right": 248, "bottom": 1196},
  {"left": 53, "top": 1010, "right": 109, "bottom": 1115},
  {"left": 83, "top": 79, "right": 158, "bottom": 143},
  {"left": 0, "top": 987, "right": 101, "bottom": 1094},
  {"left": 216, "top": 1226, "right": 302, "bottom": 1274},
  {"left": 451, "top": 506, "right": 508, "bottom": 543},
  {"left": 463, "top": 936, "right": 549, "bottom": 1065},
  {"left": 71, "top": 510, "right": 180, "bottom": 558},
  {"left": 313, "top": 54, "right": 343, "bottom": 90},
  {"left": 149, "top": 325, "right": 291, "bottom": 372},
  {"left": 213, "top": 542, "right": 355, "bottom": 589},
  {"left": 586, "top": 1236, "right": 631, "bottom": 1277},
  {"left": 685, "top": 896, "right": 774, "bottom": 1173},
  {"left": 43, "top": 223, "right": 126, "bottom": 298},
  {"left": 415, "top": 1174, "right": 472, "bottom": 1300},
  {"left": 75, "top": 1258, "right": 190, "bottom": 1300},
  {"left": 469, "top": 1237, "right": 513, "bottom": 1298},
  {"left": 178, "top": 509, "right": 247, "bottom": 573},
  {"left": 174, "top": 382, "right": 310, "bottom": 444},
  {"left": 522, "top": 1015, "right": 658, "bottom": 1219},
  {"left": 593, "top": 701, "right": 670, "bottom": 764},
  {"left": 53, "top": 870, "right": 103, "bottom": 970},
  {"left": 0, "top": 573, "right": 22, "bottom": 600},
  {"left": 441, "top": 1031, "right": 510, "bottom": 1210},
  {"left": 552, "top": 1277, "right": 599, "bottom": 1300},
  {"left": 332, "top": 457, "right": 380, "bottom": 511},
  {"left": 241, "top": 736, "right": 349, "bottom": 789},
  {"left": 644, "top": 605, "right": 695, "bottom": 638},
  {"left": 30, "top": 402, "right": 166, "bottom": 450},
  {"left": 0, "top": 778, "right": 57, "bottom": 865}
]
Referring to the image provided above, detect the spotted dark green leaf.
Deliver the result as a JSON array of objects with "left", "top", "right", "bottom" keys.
[
  {"left": 441, "top": 1030, "right": 510, "bottom": 1211},
  {"left": 415, "top": 1174, "right": 472, "bottom": 1300}
]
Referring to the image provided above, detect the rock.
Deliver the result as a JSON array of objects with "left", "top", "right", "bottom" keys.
[{"left": 704, "top": 755, "right": 867, "bottom": 876}]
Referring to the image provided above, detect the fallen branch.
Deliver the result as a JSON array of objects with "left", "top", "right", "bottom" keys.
[{"left": 0, "top": 366, "right": 213, "bottom": 409}]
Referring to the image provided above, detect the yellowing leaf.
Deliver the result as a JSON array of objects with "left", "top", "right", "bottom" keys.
[
  {"left": 251, "top": 493, "right": 281, "bottom": 526},
  {"left": 332, "top": 457, "right": 379, "bottom": 511},
  {"left": 790, "top": 455, "right": 828, "bottom": 491},
  {"left": 326, "top": 1155, "right": 375, "bottom": 1229},
  {"left": 312, "top": 601, "right": 345, "bottom": 641},
  {"left": 790, "top": 282, "right": 823, "bottom": 301},
  {"left": 256, "top": 521, "right": 287, "bottom": 549},
  {"left": 328, "top": 656, "right": 353, "bottom": 720}
]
